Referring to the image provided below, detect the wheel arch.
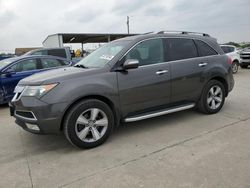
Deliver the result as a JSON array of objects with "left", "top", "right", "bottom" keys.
[
  {"left": 208, "top": 76, "right": 229, "bottom": 97},
  {"left": 60, "top": 95, "right": 120, "bottom": 131}
]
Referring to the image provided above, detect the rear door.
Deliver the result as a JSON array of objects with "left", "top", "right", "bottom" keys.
[
  {"left": 1, "top": 58, "right": 40, "bottom": 101},
  {"left": 117, "top": 38, "right": 171, "bottom": 116},
  {"left": 164, "top": 38, "right": 205, "bottom": 103}
]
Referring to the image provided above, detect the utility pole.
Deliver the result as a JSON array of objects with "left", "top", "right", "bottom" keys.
[{"left": 127, "top": 16, "right": 130, "bottom": 34}]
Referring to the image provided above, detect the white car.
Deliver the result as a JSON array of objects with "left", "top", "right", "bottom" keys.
[{"left": 220, "top": 45, "right": 241, "bottom": 74}]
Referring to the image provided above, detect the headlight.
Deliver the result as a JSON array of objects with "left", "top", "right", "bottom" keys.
[{"left": 22, "top": 83, "right": 58, "bottom": 97}]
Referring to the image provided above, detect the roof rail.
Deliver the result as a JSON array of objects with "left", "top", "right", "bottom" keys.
[
  {"left": 157, "top": 30, "right": 210, "bottom": 37},
  {"left": 143, "top": 31, "right": 155, "bottom": 35}
]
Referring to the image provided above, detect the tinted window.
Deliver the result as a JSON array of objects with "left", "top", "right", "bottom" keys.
[
  {"left": 125, "top": 38, "right": 164, "bottom": 66},
  {"left": 41, "top": 58, "right": 63, "bottom": 68},
  {"left": 9, "top": 59, "right": 38, "bottom": 72},
  {"left": 48, "top": 49, "right": 67, "bottom": 58},
  {"left": 164, "top": 38, "right": 198, "bottom": 61},
  {"left": 195, "top": 40, "right": 217, "bottom": 57}
]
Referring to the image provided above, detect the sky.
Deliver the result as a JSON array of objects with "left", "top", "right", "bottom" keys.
[{"left": 0, "top": 0, "right": 250, "bottom": 53}]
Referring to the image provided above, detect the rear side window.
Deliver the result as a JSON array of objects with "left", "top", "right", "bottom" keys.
[
  {"left": 195, "top": 40, "right": 217, "bottom": 57},
  {"left": 40, "top": 58, "right": 64, "bottom": 69},
  {"left": 48, "top": 49, "right": 67, "bottom": 58},
  {"left": 9, "top": 59, "right": 39, "bottom": 72},
  {"left": 164, "top": 38, "right": 198, "bottom": 61}
]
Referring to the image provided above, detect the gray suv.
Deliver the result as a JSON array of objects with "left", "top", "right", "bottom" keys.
[{"left": 10, "top": 31, "right": 234, "bottom": 148}]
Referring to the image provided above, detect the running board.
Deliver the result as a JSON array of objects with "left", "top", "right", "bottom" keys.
[{"left": 124, "top": 103, "right": 195, "bottom": 123}]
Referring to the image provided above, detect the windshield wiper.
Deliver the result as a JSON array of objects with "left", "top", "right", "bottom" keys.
[{"left": 74, "top": 64, "right": 89, "bottom": 69}]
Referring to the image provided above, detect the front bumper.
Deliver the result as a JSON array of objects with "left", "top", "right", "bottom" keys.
[{"left": 10, "top": 97, "right": 68, "bottom": 134}]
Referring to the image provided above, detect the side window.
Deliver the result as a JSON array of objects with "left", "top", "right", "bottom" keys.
[
  {"left": 227, "top": 47, "right": 234, "bottom": 53},
  {"left": 9, "top": 59, "right": 38, "bottom": 72},
  {"left": 60, "top": 60, "right": 70, "bottom": 66},
  {"left": 164, "top": 38, "right": 198, "bottom": 61},
  {"left": 221, "top": 46, "right": 228, "bottom": 53},
  {"left": 195, "top": 40, "right": 217, "bottom": 57},
  {"left": 40, "top": 58, "right": 63, "bottom": 69},
  {"left": 32, "top": 50, "right": 48, "bottom": 55},
  {"left": 48, "top": 49, "right": 67, "bottom": 58},
  {"left": 124, "top": 39, "right": 164, "bottom": 66}
]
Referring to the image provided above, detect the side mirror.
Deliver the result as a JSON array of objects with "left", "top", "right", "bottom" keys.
[{"left": 123, "top": 59, "right": 139, "bottom": 70}]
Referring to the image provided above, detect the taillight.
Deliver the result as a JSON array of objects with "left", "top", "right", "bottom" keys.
[{"left": 227, "top": 57, "right": 232, "bottom": 65}]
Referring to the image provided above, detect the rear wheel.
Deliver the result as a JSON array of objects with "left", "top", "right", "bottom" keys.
[
  {"left": 240, "top": 64, "right": 248, "bottom": 69},
  {"left": 198, "top": 80, "right": 225, "bottom": 114},
  {"left": 64, "top": 99, "right": 114, "bottom": 149},
  {"left": 232, "top": 61, "right": 239, "bottom": 74}
]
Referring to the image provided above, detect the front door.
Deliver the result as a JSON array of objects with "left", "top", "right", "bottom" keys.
[{"left": 117, "top": 38, "right": 171, "bottom": 116}]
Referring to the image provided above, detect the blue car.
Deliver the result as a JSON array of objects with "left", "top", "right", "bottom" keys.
[{"left": 0, "top": 55, "right": 72, "bottom": 104}]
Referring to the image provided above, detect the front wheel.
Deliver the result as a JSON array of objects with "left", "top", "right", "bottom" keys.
[
  {"left": 64, "top": 99, "right": 114, "bottom": 149},
  {"left": 197, "top": 80, "right": 225, "bottom": 114}
]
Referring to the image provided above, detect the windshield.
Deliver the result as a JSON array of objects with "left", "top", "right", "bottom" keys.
[
  {"left": 76, "top": 41, "right": 130, "bottom": 68},
  {"left": 0, "top": 59, "right": 14, "bottom": 69}
]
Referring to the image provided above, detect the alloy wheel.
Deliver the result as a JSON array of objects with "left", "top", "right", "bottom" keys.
[
  {"left": 207, "top": 85, "right": 223, "bottom": 110},
  {"left": 232, "top": 63, "right": 238, "bottom": 73},
  {"left": 75, "top": 108, "right": 108, "bottom": 143}
]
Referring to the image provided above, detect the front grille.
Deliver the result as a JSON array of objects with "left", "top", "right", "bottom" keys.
[
  {"left": 15, "top": 111, "right": 36, "bottom": 120},
  {"left": 241, "top": 53, "right": 250, "bottom": 60}
]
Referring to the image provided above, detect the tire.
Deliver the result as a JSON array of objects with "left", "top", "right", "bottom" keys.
[
  {"left": 197, "top": 80, "right": 225, "bottom": 114},
  {"left": 240, "top": 65, "right": 248, "bottom": 69},
  {"left": 232, "top": 61, "right": 239, "bottom": 74},
  {"left": 63, "top": 99, "right": 114, "bottom": 149}
]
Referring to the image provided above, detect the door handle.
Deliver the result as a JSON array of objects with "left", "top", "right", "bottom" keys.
[
  {"left": 156, "top": 70, "right": 168, "bottom": 75},
  {"left": 199, "top": 63, "right": 208, "bottom": 67}
]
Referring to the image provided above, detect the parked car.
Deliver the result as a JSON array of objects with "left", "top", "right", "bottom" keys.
[
  {"left": 220, "top": 45, "right": 241, "bottom": 73},
  {"left": 0, "top": 55, "right": 72, "bottom": 104},
  {"left": 24, "top": 47, "right": 81, "bottom": 64},
  {"left": 240, "top": 48, "right": 250, "bottom": 68},
  {"left": 10, "top": 31, "right": 234, "bottom": 149}
]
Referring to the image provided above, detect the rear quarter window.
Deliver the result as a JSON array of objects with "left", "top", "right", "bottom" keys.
[{"left": 195, "top": 40, "right": 218, "bottom": 57}]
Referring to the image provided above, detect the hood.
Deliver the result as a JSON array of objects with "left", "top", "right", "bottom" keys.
[{"left": 19, "top": 67, "right": 105, "bottom": 85}]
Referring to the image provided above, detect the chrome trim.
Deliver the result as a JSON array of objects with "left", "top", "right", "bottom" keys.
[
  {"left": 11, "top": 86, "right": 27, "bottom": 102},
  {"left": 14, "top": 110, "right": 37, "bottom": 121},
  {"left": 124, "top": 104, "right": 195, "bottom": 122},
  {"left": 199, "top": 63, "right": 208, "bottom": 67},
  {"left": 156, "top": 70, "right": 168, "bottom": 75}
]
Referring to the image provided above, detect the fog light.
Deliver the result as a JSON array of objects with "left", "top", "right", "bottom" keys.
[{"left": 26, "top": 123, "right": 40, "bottom": 131}]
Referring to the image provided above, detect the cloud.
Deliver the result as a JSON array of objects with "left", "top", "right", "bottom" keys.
[{"left": 0, "top": 0, "right": 250, "bottom": 53}]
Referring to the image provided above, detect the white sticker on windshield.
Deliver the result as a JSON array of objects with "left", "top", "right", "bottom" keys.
[{"left": 100, "top": 55, "right": 114, "bottom": 61}]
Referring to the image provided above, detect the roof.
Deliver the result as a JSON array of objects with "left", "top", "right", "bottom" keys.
[{"left": 43, "top": 33, "right": 138, "bottom": 44}]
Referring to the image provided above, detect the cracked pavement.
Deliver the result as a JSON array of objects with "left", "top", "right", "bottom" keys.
[{"left": 1, "top": 69, "right": 250, "bottom": 188}]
